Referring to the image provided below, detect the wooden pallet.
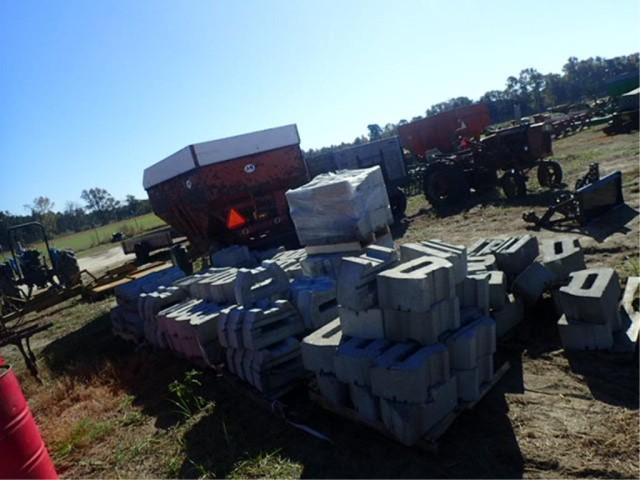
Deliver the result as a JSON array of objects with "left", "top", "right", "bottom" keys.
[
  {"left": 304, "top": 226, "right": 392, "bottom": 256},
  {"left": 309, "top": 361, "right": 510, "bottom": 453},
  {"left": 83, "top": 261, "right": 173, "bottom": 299}
]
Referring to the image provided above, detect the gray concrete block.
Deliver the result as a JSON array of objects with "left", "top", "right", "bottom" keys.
[
  {"left": 348, "top": 383, "right": 380, "bottom": 422},
  {"left": 234, "top": 349, "right": 246, "bottom": 380},
  {"left": 370, "top": 342, "right": 450, "bottom": 402},
  {"left": 301, "top": 318, "right": 342, "bottom": 374},
  {"left": 211, "top": 245, "right": 257, "bottom": 268},
  {"left": 340, "top": 307, "right": 384, "bottom": 339},
  {"left": 379, "top": 376, "right": 457, "bottom": 446},
  {"left": 541, "top": 238, "right": 586, "bottom": 280},
  {"left": 558, "top": 268, "right": 621, "bottom": 325},
  {"left": 469, "top": 270, "right": 506, "bottom": 310},
  {"left": 226, "top": 306, "right": 247, "bottom": 349},
  {"left": 493, "top": 294, "right": 524, "bottom": 338},
  {"left": 456, "top": 276, "right": 490, "bottom": 315},
  {"left": 445, "top": 314, "right": 496, "bottom": 370},
  {"left": 301, "top": 253, "right": 346, "bottom": 279},
  {"left": 512, "top": 262, "right": 556, "bottom": 305},
  {"left": 400, "top": 240, "right": 467, "bottom": 283},
  {"left": 234, "top": 261, "right": 290, "bottom": 306},
  {"left": 613, "top": 277, "right": 640, "bottom": 353},
  {"left": 316, "top": 372, "right": 350, "bottom": 407},
  {"left": 377, "top": 256, "right": 455, "bottom": 312},
  {"left": 243, "top": 338, "right": 304, "bottom": 393},
  {"left": 557, "top": 314, "right": 613, "bottom": 350},
  {"left": 467, "top": 254, "right": 497, "bottom": 273},
  {"left": 468, "top": 238, "right": 507, "bottom": 256},
  {"left": 226, "top": 348, "right": 236, "bottom": 374},
  {"left": 455, "top": 368, "right": 480, "bottom": 402},
  {"left": 290, "top": 276, "right": 338, "bottom": 330},
  {"left": 382, "top": 297, "right": 460, "bottom": 345},
  {"left": 337, "top": 246, "right": 398, "bottom": 311},
  {"left": 242, "top": 300, "right": 304, "bottom": 350},
  {"left": 494, "top": 235, "right": 539, "bottom": 278},
  {"left": 334, "top": 337, "right": 393, "bottom": 386}
]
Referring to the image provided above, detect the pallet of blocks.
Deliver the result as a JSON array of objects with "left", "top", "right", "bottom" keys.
[
  {"left": 286, "top": 166, "right": 395, "bottom": 280},
  {"left": 301, "top": 241, "right": 509, "bottom": 447}
]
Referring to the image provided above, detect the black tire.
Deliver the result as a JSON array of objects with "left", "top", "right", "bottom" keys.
[
  {"left": 423, "top": 163, "right": 469, "bottom": 209},
  {"left": 501, "top": 170, "right": 527, "bottom": 199},
  {"left": 389, "top": 188, "right": 408, "bottom": 220},
  {"left": 470, "top": 167, "right": 498, "bottom": 193},
  {"left": 537, "top": 160, "right": 563, "bottom": 188}
]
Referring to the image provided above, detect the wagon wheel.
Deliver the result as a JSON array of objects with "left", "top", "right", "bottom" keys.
[
  {"left": 423, "top": 164, "right": 469, "bottom": 209},
  {"left": 501, "top": 170, "right": 527, "bottom": 199},
  {"left": 537, "top": 160, "right": 563, "bottom": 188},
  {"left": 388, "top": 187, "right": 408, "bottom": 219}
]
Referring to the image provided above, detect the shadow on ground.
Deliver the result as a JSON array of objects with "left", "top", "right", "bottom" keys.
[
  {"left": 41, "top": 313, "right": 194, "bottom": 429},
  {"left": 178, "top": 375, "right": 524, "bottom": 479}
]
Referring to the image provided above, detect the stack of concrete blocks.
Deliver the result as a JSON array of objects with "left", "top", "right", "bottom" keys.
[
  {"left": 110, "top": 267, "right": 186, "bottom": 342},
  {"left": 270, "top": 248, "right": 307, "bottom": 280},
  {"left": 139, "top": 286, "right": 188, "bottom": 347},
  {"left": 212, "top": 261, "right": 309, "bottom": 394},
  {"left": 218, "top": 300, "right": 306, "bottom": 393},
  {"left": 556, "top": 268, "right": 622, "bottom": 350},
  {"left": 614, "top": 277, "right": 640, "bottom": 353},
  {"left": 155, "top": 299, "right": 224, "bottom": 365},
  {"left": 444, "top": 309, "right": 496, "bottom": 403},
  {"left": 286, "top": 167, "right": 395, "bottom": 280},
  {"left": 286, "top": 166, "right": 393, "bottom": 246},
  {"left": 211, "top": 245, "right": 257, "bottom": 268},
  {"left": 468, "top": 235, "right": 544, "bottom": 337},
  {"left": 301, "top": 319, "right": 348, "bottom": 406},
  {"left": 289, "top": 276, "right": 338, "bottom": 330}
]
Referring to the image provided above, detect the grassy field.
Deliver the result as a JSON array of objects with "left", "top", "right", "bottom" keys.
[
  {"left": 6, "top": 213, "right": 166, "bottom": 260},
  {"left": 1, "top": 126, "right": 638, "bottom": 479}
]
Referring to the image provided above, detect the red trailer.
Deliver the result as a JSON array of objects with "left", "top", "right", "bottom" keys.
[
  {"left": 144, "top": 125, "right": 308, "bottom": 253},
  {"left": 398, "top": 103, "right": 491, "bottom": 156},
  {"left": 397, "top": 103, "right": 557, "bottom": 209}
]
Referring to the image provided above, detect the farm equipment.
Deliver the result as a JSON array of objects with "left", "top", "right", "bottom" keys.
[
  {"left": 603, "top": 109, "right": 639, "bottom": 135},
  {"left": 522, "top": 163, "right": 625, "bottom": 228},
  {"left": 398, "top": 104, "right": 558, "bottom": 209},
  {"left": 1, "top": 222, "right": 81, "bottom": 377},
  {"left": 0, "top": 222, "right": 81, "bottom": 319},
  {"left": 120, "top": 226, "right": 180, "bottom": 264},
  {"left": 144, "top": 124, "right": 308, "bottom": 254}
]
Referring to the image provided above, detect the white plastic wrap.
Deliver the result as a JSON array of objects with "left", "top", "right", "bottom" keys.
[{"left": 286, "top": 166, "right": 393, "bottom": 246}]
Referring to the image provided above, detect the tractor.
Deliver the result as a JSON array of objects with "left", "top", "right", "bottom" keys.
[{"left": 0, "top": 222, "right": 80, "bottom": 318}]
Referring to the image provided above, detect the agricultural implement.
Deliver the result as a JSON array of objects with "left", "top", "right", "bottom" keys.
[
  {"left": 398, "top": 104, "right": 560, "bottom": 209},
  {"left": 523, "top": 163, "right": 625, "bottom": 228},
  {"left": 0, "top": 222, "right": 81, "bottom": 320}
]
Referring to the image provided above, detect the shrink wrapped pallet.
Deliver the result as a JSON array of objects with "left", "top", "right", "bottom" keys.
[{"left": 286, "top": 167, "right": 392, "bottom": 246}]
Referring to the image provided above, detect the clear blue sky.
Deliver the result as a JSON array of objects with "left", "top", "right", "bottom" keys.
[{"left": 1, "top": 0, "right": 638, "bottom": 214}]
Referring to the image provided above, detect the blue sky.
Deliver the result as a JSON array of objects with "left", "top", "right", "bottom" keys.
[{"left": 1, "top": 0, "right": 638, "bottom": 214}]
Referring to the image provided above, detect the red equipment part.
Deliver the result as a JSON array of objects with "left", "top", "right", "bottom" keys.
[
  {"left": 398, "top": 103, "right": 491, "bottom": 156},
  {"left": 0, "top": 364, "right": 57, "bottom": 479}
]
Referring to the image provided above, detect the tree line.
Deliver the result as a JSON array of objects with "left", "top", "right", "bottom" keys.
[
  {"left": 305, "top": 52, "right": 639, "bottom": 158},
  {"left": 0, "top": 188, "right": 152, "bottom": 247}
]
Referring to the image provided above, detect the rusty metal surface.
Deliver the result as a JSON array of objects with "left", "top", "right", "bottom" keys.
[
  {"left": 398, "top": 103, "right": 491, "bottom": 156},
  {"left": 147, "top": 145, "right": 308, "bottom": 251}
]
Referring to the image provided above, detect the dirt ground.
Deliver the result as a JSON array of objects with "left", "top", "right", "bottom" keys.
[
  {"left": 77, "top": 245, "right": 136, "bottom": 276},
  {"left": 1, "top": 127, "right": 638, "bottom": 479}
]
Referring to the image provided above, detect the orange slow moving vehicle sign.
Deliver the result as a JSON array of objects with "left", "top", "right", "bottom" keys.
[{"left": 397, "top": 103, "right": 491, "bottom": 156}]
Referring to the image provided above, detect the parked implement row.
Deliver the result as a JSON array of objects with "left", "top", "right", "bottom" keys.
[{"left": 143, "top": 103, "right": 561, "bottom": 253}]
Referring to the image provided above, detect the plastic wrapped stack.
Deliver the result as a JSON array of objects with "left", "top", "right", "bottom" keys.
[
  {"left": 286, "top": 167, "right": 395, "bottom": 280},
  {"left": 301, "top": 241, "right": 499, "bottom": 445}
]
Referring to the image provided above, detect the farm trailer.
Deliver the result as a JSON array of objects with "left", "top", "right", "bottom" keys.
[
  {"left": 143, "top": 124, "right": 308, "bottom": 254},
  {"left": 397, "top": 103, "right": 560, "bottom": 209}
]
